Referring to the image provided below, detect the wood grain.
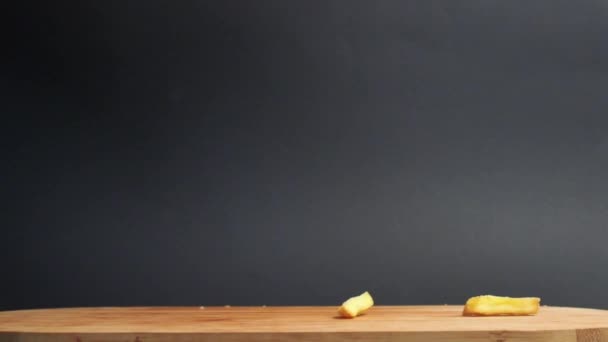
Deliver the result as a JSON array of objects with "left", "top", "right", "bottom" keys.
[{"left": 0, "top": 305, "right": 607, "bottom": 341}]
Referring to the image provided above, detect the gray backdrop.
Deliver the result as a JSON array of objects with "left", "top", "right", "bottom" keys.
[{"left": 3, "top": 0, "right": 608, "bottom": 310}]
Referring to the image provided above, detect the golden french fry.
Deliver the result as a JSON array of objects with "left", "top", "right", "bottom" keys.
[
  {"left": 338, "top": 291, "right": 374, "bottom": 318},
  {"left": 463, "top": 295, "right": 541, "bottom": 316}
]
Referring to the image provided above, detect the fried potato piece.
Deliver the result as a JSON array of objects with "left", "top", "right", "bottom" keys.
[
  {"left": 463, "top": 295, "right": 541, "bottom": 316},
  {"left": 338, "top": 291, "right": 374, "bottom": 318}
]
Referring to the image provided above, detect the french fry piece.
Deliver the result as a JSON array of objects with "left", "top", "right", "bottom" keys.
[
  {"left": 463, "top": 295, "right": 541, "bottom": 316},
  {"left": 338, "top": 291, "right": 374, "bottom": 318}
]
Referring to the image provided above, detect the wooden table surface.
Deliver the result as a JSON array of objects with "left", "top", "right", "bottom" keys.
[{"left": 1, "top": 305, "right": 607, "bottom": 341}]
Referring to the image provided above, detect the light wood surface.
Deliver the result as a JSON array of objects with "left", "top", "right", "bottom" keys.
[{"left": 1, "top": 305, "right": 607, "bottom": 341}]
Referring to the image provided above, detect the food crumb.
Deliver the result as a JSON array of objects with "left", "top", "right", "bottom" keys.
[
  {"left": 199, "top": 306, "right": 205, "bottom": 309},
  {"left": 224, "top": 305, "right": 231, "bottom": 308}
]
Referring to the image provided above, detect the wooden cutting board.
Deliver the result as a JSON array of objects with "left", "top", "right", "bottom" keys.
[{"left": 1, "top": 305, "right": 607, "bottom": 341}]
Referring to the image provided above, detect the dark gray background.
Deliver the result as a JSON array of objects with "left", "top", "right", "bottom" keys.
[{"left": 3, "top": 0, "right": 608, "bottom": 311}]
